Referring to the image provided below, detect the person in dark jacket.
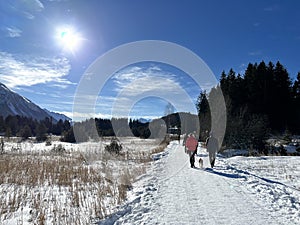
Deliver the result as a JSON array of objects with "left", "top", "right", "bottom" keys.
[
  {"left": 206, "top": 132, "right": 219, "bottom": 168},
  {"left": 190, "top": 149, "right": 197, "bottom": 168}
]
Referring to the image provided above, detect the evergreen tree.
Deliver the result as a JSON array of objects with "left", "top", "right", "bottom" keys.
[
  {"left": 5, "top": 115, "right": 18, "bottom": 136},
  {"left": 292, "top": 72, "right": 300, "bottom": 98},
  {"left": 196, "top": 91, "right": 211, "bottom": 140},
  {"left": 0, "top": 116, "right": 4, "bottom": 133},
  {"left": 19, "top": 125, "right": 32, "bottom": 140},
  {"left": 60, "top": 128, "right": 76, "bottom": 143},
  {"left": 5, "top": 127, "right": 11, "bottom": 139},
  {"left": 291, "top": 72, "right": 300, "bottom": 133},
  {"left": 36, "top": 123, "right": 47, "bottom": 142},
  {"left": 271, "top": 62, "right": 292, "bottom": 131},
  {"left": 63, "top": 120, "right": 71, "bottom": 131}
]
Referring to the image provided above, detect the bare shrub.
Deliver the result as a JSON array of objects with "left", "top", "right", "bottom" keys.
[
  {"left": 105, "top": 138, "right": 122, "bottom": 155},
  {"left": 51, "top": 144, "right": 66, "bottom": 154}
]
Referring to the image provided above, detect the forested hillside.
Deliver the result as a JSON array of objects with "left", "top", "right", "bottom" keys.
[{"left": 197, "top": 61, "right": 300, "bottom": 152}]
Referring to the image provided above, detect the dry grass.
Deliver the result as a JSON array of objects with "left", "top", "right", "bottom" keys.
[
  {"left": 0, "top": 138, "right": 169, "bottom": 224},
  {"left": 0, "top": 153, "right": 87, "bottom": 186}
]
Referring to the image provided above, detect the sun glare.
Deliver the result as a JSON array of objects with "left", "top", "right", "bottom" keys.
[{"left": 56, "top": 26, "right": 83, "bottom": 53}]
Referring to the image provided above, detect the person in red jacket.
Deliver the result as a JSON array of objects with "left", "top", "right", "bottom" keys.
[{"left": 185, "top": 133, "right": 198, "bottom": 167}]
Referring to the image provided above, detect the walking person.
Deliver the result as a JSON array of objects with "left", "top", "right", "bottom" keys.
[
  {"left": 206, "top": 132, "right": 219, "bottom": 168},
  {"left": 186, "top": 133, "right": 198, "bottom": 167},
  {"left": 190, "top": 149, "right": 197, "bottom": 168}
]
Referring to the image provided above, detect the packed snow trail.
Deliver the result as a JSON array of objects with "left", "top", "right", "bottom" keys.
[{"left": 98, "top": 142, "right": 292, "bottom": 225}]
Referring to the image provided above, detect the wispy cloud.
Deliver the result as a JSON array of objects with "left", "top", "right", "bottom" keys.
[
  {"left": 264, "top": 5, "right": 279, "bottom": 12},
  {"left": 112, "top": 66, "right": 178, "bottom": 93},
  {"left": 253, "top": 22, "right": 260, "bottom": 27},
  {"left": 238, "top": 63, "right": 247, "bottom": 75},
  {"left": 7, "top": 0, "right": 44, "bottom": 19},
  {"left": 5, "top": 26, "right": 22, "bottom": 38},
  {"left": 109, "top": 65, "right": 198, "bottom": 117},
  {"left": 248, "top": 50, "right": 262, "bottom": 56},
  {"left": 0, "top": 1, "right": 45, "bottom": 37},
  {"left": 0, "top": 52, "right": 74, "bottom": 89}
]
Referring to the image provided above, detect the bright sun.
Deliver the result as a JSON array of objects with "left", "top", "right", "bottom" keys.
[{"left": 56, "top": 26, "right": 82, "bottom": 52}]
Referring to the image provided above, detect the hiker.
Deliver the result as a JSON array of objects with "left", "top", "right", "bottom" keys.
[
  {"left": 186, "top": 133, "right": 198, "bottom": 169},
  {"left": 190, "top": 149, "right": 197, "bottom": 168},
  {"left": 185, "top": 133, "right": 198, "bottom": 157},
  {"left": 206, "top": 132, "right": 219, "bottom": 168}
]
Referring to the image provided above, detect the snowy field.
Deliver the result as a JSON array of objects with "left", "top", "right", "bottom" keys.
[
  {"left": 0, "top": 137, "right": 165, "bottom": 224},
  {"left": 1, "top": 138, "right": 300, "bottom": 224},
  {"left": 99, "top": 141, "right": 300, "bottom": 225}
]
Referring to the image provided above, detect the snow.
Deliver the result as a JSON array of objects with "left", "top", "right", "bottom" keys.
[
  {"left": 1, "top": 138, "right": 300, "bottom": 224},
  {"left": 98, "top": 141, "right": 300, "bottom": 224},
  {"left": 22, "top": 96, "right": 31, "bottom": 104},
  {"left": 0, "top": 83, "right": 9, "bottom": 91}
]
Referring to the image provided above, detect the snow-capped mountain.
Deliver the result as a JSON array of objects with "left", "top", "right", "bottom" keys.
[
  {"left": 0, "top": 82, "right": 69, "bottom": 121},
  {"left": 137, "top": 118, "right": 152, "bottom": 123},
  {"left": 43, "top": 108, "right": 71, "bottom": 122}
]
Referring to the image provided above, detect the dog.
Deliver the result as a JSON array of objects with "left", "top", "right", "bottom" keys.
[{"left": 198, "top": 158, "right": 203, "bottom": 168}]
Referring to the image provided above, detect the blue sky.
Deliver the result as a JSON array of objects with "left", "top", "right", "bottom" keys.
[{"left": 0, "top": 0, "right": 300, "bottom": 120}]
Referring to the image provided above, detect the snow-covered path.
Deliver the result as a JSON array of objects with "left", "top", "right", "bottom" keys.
[
  {"left": 98, "top": 141, "right": 300, "bottom": 225},
  {"left": 150, "top": 144, "right": 273, "bottom": 224}
]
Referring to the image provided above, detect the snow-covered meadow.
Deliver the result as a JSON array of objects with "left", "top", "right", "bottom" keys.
[
  {"left": 0, "top": 137, "right": 166, "bottom": 224},
  {"left": 1, "top": 138, "right": 300, "bottom": 224}
]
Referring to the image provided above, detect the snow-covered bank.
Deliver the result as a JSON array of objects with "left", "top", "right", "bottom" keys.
[{"left": 99, "top": 141, "right": 300, "bottom": 224}]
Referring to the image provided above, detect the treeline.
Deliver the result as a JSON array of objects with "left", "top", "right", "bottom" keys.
[
  {"left": 0, "top": 115, "right": 71, "bottom": 141},
  {"left": 0, "top": 113, "right": 189, "bottom": 143},
  {"left": 64, "top": 118, "right": 152, "bottom": 142},
  {"left": 197, "top": 61, "right": 300, "bottom": 152},
  {"left": 62, "top": 113, "right": 198, "bottom": 143}
]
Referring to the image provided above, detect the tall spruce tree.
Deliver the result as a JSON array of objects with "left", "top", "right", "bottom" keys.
[
  {"left": 271, "top": 62, "right": 292, "bottom": 131},
  {"left": 196, "top": 91, "right": 211, "bottom": 141},
  {"left": 291, "top": 72, "right": 300, "bottom": 133}
]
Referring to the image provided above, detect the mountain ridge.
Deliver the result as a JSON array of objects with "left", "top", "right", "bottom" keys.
[{"left": 0, "top": 82, "right": 70, "bottom": 121}]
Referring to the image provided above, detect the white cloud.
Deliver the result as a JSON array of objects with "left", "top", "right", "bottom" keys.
[
  {"left": 112, "top": 66, "right": 179, "bottom": 93},
  {"left": 110, "top": 66, "right": 197, "bottom": 117},
  {"left": 66, "top": 111, "right": 113, "bottom": 121},
  {"left": 5, "top": 27, "right": 22, "bottom": 38},
  {"left": 5, "top": 0, "right": 44, "bottom": 19},
  {"left": 0, "top": 52, "right": 74, "bottom": 89}
]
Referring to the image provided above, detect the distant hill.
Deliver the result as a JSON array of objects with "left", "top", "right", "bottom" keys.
[
  {"left": 160, "top": 112, "right": 199, "bottom": 134},
  {"left": 0, "top": 82, "right": 69, "bottom": 121}
]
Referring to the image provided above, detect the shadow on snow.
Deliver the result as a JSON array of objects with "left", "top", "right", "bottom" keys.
[{"left": 202, "top": 167, "right": 247, "bottom": 179}]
